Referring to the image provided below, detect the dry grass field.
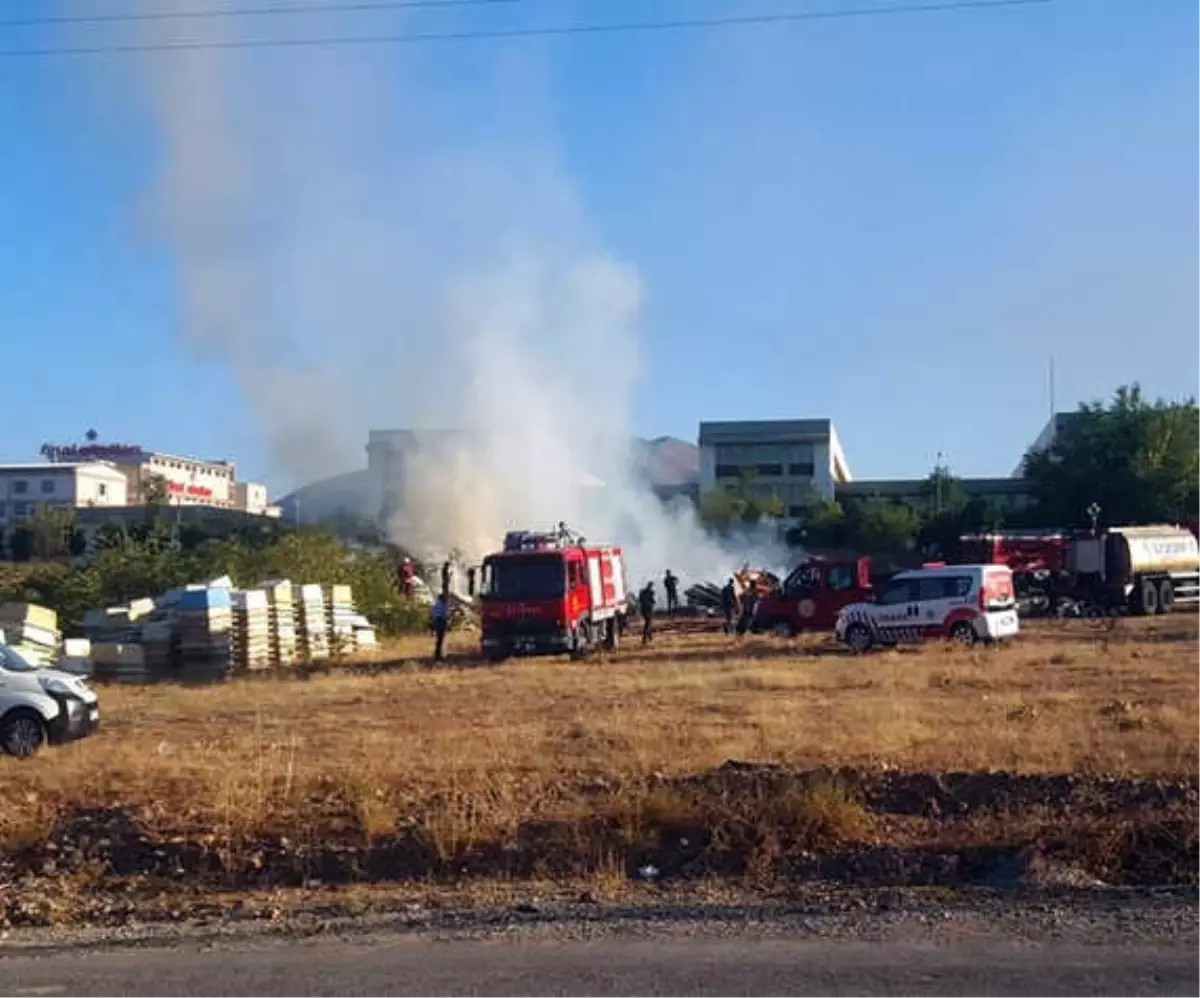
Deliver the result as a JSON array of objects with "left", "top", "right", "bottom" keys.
[{"left": 0, "top": 613, "right": 1196, "bottom": 920}]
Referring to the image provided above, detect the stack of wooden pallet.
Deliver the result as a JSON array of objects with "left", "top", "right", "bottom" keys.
[
  {"left": 293, "top": 584, "right": 329, "bottom": 661},
  {"left": 0, "top": 601, "right": 60, "bottom": 665},
  {"left": 176, "top": 587, "right": 234, "bottom": 682},
  {"left": 232, "top": 589, "right": 272, "bottom": 671},
  {"left": 349, "top": 612, "right": 378, "bottom": 653},
  {"left": 324, "top": 585, "right": 358, "bottom": 656},
  {"left": 140, "top": 618, "right": 175, "bottom": 678},
  {"left": 262, "top": 579, "right": 297, "bottom": 667},
  {"left": 91, "top": 642, "right": 152, "bottom": 683},
  {"left": 59, "top": 637, "right": 93, "bottom": 676}
]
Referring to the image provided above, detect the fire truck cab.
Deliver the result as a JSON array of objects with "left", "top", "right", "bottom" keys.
[
  {"left": 479, "top": 527, "right": 628, "bottom": 662},
  {"left": 753, "top": 556, "right": 874, "bottom": 636}
]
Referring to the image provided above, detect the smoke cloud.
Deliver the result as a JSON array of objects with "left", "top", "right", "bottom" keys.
[{"left": 127, "top": 10, "right": 787, "bottom": 588}]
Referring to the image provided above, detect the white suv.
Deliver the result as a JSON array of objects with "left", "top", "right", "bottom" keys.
[
  {"left": 836, "top": 564, "right": 1020, "bottom": 653},
  {"left": 0, "top": 645, "right": 100, "bottom": 757}
]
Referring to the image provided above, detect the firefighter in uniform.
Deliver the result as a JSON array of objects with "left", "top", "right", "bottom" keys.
[
  {"left": 663, "top": 570, "right": 679, "bottom": 616},
  {"left": 431, "top": 595, "right": 448, "bottom": 661},
  {"left": 638, "top": 582, "right": 656, "bottom": 645}
]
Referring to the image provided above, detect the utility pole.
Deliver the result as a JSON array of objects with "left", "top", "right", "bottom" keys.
[{"left": 934, "top": 451, "right": 945, "bottom": 517}]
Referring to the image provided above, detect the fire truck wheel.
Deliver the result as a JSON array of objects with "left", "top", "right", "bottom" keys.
[
  {"left": 949, "top": 621, "right": 976, "bottom": 647},
  {"left": 1158, "top": 579, "right": 1175, "bottom": 614},
  {"left": 844, "top": 623, "right": 873, "bottom": 654},
  {"left": 1138, "top": 579, "right": 1159, "bottom": 616},
  {"left": 570, "top": 622, "right": 592, "bottom": 660}
]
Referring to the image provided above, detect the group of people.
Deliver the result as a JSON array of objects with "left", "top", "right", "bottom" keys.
[{"left": 635, "top": 568, "right": 758, "bottom": 645}]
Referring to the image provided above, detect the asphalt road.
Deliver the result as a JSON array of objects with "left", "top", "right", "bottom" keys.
[{"left": 1, "top": 936, "right": 1195, "bottom": 996}]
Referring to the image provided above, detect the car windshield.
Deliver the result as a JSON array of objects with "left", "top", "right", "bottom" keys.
[
  {"left": 482, "top": 555, "right": 565, "bottom": 600},
  {"left": 0, "top": 645, "right": 40, "bottom": 672}
]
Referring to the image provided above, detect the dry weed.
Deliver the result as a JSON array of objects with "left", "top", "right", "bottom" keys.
[{"left": 0, "top": 615, "right": 1193, "bottom": 864}]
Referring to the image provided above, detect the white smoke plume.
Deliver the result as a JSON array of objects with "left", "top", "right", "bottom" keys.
[{"left": 125, "top": 10, "right": 788, "bottom": 588}]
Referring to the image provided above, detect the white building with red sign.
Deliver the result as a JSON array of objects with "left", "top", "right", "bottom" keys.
[{"left": 38, "top": 441, "right": 271, "bottom": 514}]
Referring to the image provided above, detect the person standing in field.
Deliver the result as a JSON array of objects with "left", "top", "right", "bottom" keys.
[
  {"left": 663, "top": 570, "right": 679, "bottom": 616},
  {"left": 736, "top": 585, "right": 758, "bottom": 637},
  {"left": 720, "top": 578, "right": 738, "bottom": 635},
  {"left": 638, "top": 582, "right": 656, "bottom": 646},
  {"left": 431, "top": 594, "right": 448, "bottom": 661},
  {"left": 399, "top": 557, "right": 415, "bottom": 598}
]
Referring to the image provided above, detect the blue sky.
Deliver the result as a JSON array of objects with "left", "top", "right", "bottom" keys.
[{"left": 0, "top": 0, "right": 1196, "bottom": 492}]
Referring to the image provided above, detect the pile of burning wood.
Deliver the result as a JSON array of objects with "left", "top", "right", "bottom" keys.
[{"left": 685, "top": 566, "right": 781, "bottom": 612}]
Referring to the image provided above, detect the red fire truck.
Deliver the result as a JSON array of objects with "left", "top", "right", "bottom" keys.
[
  {"left": 478, "top": 526, "right": 628, "bottom": 662},
  {"left": 957, "top": 530, "right": 1071, "bottom": 614},
  {"left": 752, "top": 555, "right": 875, "bottom": 635}
]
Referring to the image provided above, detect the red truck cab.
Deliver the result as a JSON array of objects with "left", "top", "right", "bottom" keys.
[
  {"left": 479, "top": 529, "right": 627, "bottom": 662},
  {"left": 754, "top": 556, "right": 874, "bottom": 635}
]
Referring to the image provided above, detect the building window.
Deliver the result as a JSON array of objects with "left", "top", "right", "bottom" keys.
[
  {"left": 13, "top": 480, "right": 28, "bottom": 495},
  {"left": 40, "top": 479, "right": 55, "bottom": 494},
  {"left": 755, "top": 464, "right": 783, "bottom": 477},
  {"left": 714, "top": 464, "right": 742, "bottom": 479},
  {"left": 13, "top": 501, "right": 27, "bottom": 517},
  {"left": 98, "top": 483, "right": 108, "bottom": 498},
  {"left": 788, "top": 462, "right": 815, "bottom": 477}
]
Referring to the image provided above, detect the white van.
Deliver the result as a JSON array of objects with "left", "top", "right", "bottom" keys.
[
  {"left": 836, "top": 564, "right": 1019, "bottom": 653},
  {"left": 0, "top": 645, "right": 100, "bottom": 757}
]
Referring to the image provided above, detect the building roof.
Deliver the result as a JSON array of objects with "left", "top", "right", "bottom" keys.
[
  {"left": 698, "top": 419, "right": 833, "bottom": 444},
  {"left": 0, "top": 461, "right": 126, "bottom": 475},
  {"left": 839, "top": 477, "right": 1031, "bottom": 496}
]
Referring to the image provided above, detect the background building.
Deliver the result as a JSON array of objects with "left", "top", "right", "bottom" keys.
[
  {"left": 698, "top": 419, "right": 852, "bottom": 517},
  {"left": 121, "top": 451, "right": 237, "bottom": 507},
  {"left": 1012, "top": 411, "right": 1079, "bottom": 476},
  {"left": 0, "top": 462, "right": 129, "bottom": 526},
  {"left": 835, "top": 476, "right": 1033, "bottom": 514},
  {"left": 38, "top": 441, "right": 273, "bottom": 514}
]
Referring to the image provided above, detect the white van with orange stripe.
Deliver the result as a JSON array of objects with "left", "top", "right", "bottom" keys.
[{"left": 835, "top": 563, "right": 1019, "bottom": 653}]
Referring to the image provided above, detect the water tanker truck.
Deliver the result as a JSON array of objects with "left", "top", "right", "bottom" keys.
[
  {"left": 961, "top": 524, "right": 1199, "bottom": 616},
  {"left": 1067, "top": 524, "right": 1199, "bottom": 614}
]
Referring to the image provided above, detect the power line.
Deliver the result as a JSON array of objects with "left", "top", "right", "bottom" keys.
[
  {"left": 0, "top": 0, "right": 1057, "bottom": 59},
  {"left": 0, "top": 0, "right": 519, "bottom": 30}
]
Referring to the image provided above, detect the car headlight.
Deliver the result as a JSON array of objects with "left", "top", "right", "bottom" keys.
[{"left": 39, "top": 676, "right": 77, "bottom": 697}]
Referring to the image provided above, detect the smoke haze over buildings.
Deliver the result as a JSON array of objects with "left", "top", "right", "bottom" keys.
[{"left": 123, "top": 5, "right": 784, "bottom": 586}]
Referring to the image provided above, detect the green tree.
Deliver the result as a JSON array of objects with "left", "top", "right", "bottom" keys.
[
  {"left": 25, "top": 505, "right": 77, "bottom": 561},
  {"left": 698, "top": 471, "right": 785, "bottom": 534},
  {"left": 8, "top": 526, "right": 34, "bottom": 563},
  {"left": 1022, "top": 384, "right": 1200, "bottom": 526},
  {"left": 918, "top": 464, "right": 968, "bottom": 519},
  {"left": 784, "top": 493, "right": 847, "bottom": 549},
  {"left": 843, "top": 498, "right": 920, "bottom": 556},
  {"left": 94, "top": 522, "right": 127, "bottom": 551},
  {"left": 142, "top": 473, "right": 171, "bottom": 507}
]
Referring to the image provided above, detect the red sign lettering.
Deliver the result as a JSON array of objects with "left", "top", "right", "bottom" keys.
[{"left": 164, "top": 481, "right": 214, "bottom": 500}]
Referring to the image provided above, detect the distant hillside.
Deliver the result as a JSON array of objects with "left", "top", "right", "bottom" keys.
[{"left": 633, "top": 436, "right": 700, "bottom": 488}]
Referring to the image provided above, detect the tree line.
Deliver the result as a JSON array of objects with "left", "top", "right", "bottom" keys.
[
  {"left": 699, "top": 384, "right": 1199, "bottom": 559},
  {"left": 0, "top": 514, "right": 428, "bottom": 638}
]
